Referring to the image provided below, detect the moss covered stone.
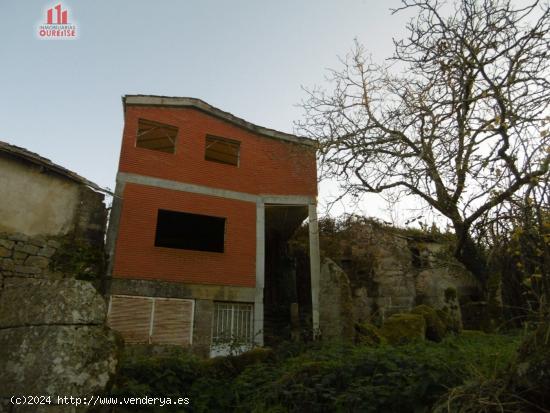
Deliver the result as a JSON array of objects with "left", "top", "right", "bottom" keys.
[
  {"left": 354, "top": 322, "right": 386, "bottom": 346},
  {"left": 410, "top": 305, "right": 447, "bottom": 342},
  {"left": 436, "top": 308, "right": 461, "bottom": 334},
  {"left": 380, "top": 313, "right": 426, "bottom": 345}
]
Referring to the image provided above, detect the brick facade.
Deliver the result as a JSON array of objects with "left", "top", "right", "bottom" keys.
[
  {"left": 112, "top": 183, "right": 256, "bottom": 286},
  {"left": 119, "top": 106, "right": 317, "bottom": 197},
  {"left": 112, "top": 104, "right": 316, "bottom": 287},
  {"left": 107, "top": 96, "right": 320, "bottom": 353}
]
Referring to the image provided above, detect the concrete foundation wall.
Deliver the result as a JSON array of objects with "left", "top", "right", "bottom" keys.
[
  {"left": 109, "top": 278, "right": 255, "bottom": 356},
  {"left": 0, "top": 156, "right": 79, "bottom": 236}
]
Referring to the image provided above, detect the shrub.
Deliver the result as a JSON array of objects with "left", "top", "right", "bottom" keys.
[
  {"left": 109, "top": 333, "right": 521, "bottom": 412},
  {"left": 354, "top": 322, "right": 386, "bottom": 346}
]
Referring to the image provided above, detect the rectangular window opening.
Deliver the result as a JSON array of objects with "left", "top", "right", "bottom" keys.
[
  {"left": 205, "top": 135, "right": 240, "bottom": 166},
  {"left": 155, "top": 209, "right": 226, "bottom": 253},
  {"left": 211, "top": 302, "right": 254, "bottom": 351},
  {"left": 136, "top": 118, "right": 178, "bottom": 153}
]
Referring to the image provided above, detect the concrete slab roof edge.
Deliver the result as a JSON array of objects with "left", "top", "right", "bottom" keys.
[
  {"left": 0, "top": 140, "right": 111, "bottom": 195},
  {"left": 122, "top": 95, "right": 318, "bottom": 148}
]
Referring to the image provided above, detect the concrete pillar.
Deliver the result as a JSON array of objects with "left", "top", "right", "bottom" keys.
[
  {"left": 254, "top": 201, "right": 265, "bottom": 346},
  {"left": 308, "top": 203, "right": 321, "bottom": 337},
  {"left": 104, "top": 179, "right": 126, "bottom": 280}
]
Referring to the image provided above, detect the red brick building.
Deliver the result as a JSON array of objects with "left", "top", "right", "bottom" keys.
[{"left": 106, "top": 95, "right": 320, "bottom": 355}]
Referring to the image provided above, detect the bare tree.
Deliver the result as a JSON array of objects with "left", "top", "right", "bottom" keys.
[{"left": 297, "top": 0, "right": 550, "bottom": 284}]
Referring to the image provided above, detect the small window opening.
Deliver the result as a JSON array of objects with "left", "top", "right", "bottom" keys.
[
  {"left": 205, "top": 135, "right": 240, "bottom": 166},
  {"left": 211, "top": 302, "right": 253, "bottom": 356},
  {"left": 136, "top": 118, "right": 178, "bottom": 153},
  {"left": 155, "top": 209, "right": 225, "bottom": 252}
]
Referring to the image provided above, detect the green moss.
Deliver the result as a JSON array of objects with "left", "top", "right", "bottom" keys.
[
  {"left": 354, "top": 322, "right": 387, "bottom": 346},
  {"left": 436, "top": 308, "right": 461, "bottom": 334},
  {"left": 444, "top": 287, "right": 457, "bottom": 302},
  {"left": 380, "top": 313, "right": 426, "bottom": 345},
  {"left": 49, "top": 236, "right": 105, "bottom": 280},
  {"left": 411, "top": 305, "right": 447, "bottom": 342}
]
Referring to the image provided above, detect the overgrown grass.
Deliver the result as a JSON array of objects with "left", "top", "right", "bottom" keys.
[{"left": 108, "top": 332, "right": 522, "bottom": 413}]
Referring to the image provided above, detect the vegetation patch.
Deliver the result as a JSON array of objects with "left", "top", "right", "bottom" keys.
[
  {"left": 108, "top": 333, "right": 522, "bottom": 412},
  {"left": 354, "top": 322, "right": 386, "bottom": 346},
  {"left": 49, "top": 236, "right": 105, "bottom": 280}
]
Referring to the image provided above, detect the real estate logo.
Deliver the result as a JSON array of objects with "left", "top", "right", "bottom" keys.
[{"left": 38, "top": 4, "right": 77, "bottom": 39}]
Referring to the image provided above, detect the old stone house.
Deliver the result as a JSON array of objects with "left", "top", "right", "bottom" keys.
[
  {"left": 105, "top": 95, "right": 321, "bottom": 356},
  {"left": 0, "top": 140, "right": 118, "bottom": 406},
  {"left": 0, "top": 140, "right": 106, "bottom": 243}
]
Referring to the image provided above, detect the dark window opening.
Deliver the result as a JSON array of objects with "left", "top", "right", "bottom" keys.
[
  {"left": 205, "top": 135, "right": 240, "bottom": 166},
  {"left": 136, "top": 118, "right": 178, "bottom": 153},
  {"left": 155, "top": 209, "right": 225, "bottom": 252}
]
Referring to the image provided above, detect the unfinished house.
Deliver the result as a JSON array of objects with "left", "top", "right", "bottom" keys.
[{"left": 106, "top": 95, "right": 320, "bottom": 356}]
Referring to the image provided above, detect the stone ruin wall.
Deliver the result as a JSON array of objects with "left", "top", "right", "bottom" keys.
[
  {"left": 318, "top": 222, "right": 481, "bottom": 340},
  {"left": 0, "top": 184, "right": 119, "bottom": 413}
]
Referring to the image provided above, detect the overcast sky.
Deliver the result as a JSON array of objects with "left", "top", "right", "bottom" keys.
[{"left": 0, "top": 0, "right": 426, "bottom": 220}]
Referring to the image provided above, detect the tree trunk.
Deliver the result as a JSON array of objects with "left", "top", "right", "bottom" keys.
[{"left": 453, "top": 221, "right": 488, "bottom": 290}]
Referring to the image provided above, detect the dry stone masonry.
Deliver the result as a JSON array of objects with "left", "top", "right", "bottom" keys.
[
  {"left": 317, "top": 220, "right": 481, "bottom": 340},
  {"left": 0, "top": 233, "right": 119, "bottom": 413}
]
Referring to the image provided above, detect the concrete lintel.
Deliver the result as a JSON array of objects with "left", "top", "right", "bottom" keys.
[
  {"left": 308, "top": 203, "right": 321, "bottom": 336},
  {"left": 261, "top": 195, "right": 316, "bottom": 205},
  {"left": 109, "top": 278, "right": 256, "bottom": 302},
  {"left": 117, "top": 172, "right": 260, "bottom": 203},
  {"left": 254, "top": 201, "right": 265, "bottom": 346}
]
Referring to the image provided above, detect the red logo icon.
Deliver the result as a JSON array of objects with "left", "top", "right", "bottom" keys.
[
  {"left": 38, "top": 3, "right": 77, "bottom": 39},
  {"left": 46, "top": 4, "right": 68, "bottom": 24}
]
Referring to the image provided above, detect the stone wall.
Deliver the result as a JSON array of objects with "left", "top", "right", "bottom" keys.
[
  {"left": 0, "top": 233, "right": 119, "bottom": 412},
  {"left": 314, "top": 220, "right": 481, "bottom": 335},
  {"left": 319, "top": 259, "right": 354, "bottom": 340}
]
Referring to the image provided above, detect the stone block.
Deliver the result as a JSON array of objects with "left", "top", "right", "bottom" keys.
[
  {"left": 1, "top": 259, "right": 14, "bottom": 271},
  {"left": 319, "top": 258, "right": 354, "bottom": 341},
  {"left": 37, "top": 246, "right": 57, "bottom": 258},
  {"left": 380, "top": 313, "right": 426, "bottom": 345},
  {"left": 13, "top": 265, "right": 41, "bottom": 275},
  {"left": 14, "top": 243, "right": 39, "bottom": 255},
  {"left": 0, "top": 278, "right": 107, "bottom": 327},
  {"left": 0, "top": 239, "right": 15, "bottom": 250},
  {"left": 47, "top": 239, "right": 61, "bottom": 248},
  {"left": 0, "top": 247, "right": 11, "bottom": 258},
  {"left": 0, "top": 325, "right": 119, "bottom": 397},
  {"left": 27, "top": 236, "right": 46, "bottom": 248},
  {"left": 12, "top": 251, "right": 28, "bottom": 262},
  {"left": 24, "top": 256, "right": 49, "bottom": 269},
  {"left": 8, "top": 233, "right": 28, "bottom": 242}
]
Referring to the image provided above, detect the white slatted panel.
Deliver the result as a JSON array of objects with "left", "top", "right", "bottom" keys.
[
  {"left": 108, "top": 296, "right": 152, "bottom": 344},
  {"left": 151, "top": 299, "right": 193, "bottom": 346}
]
